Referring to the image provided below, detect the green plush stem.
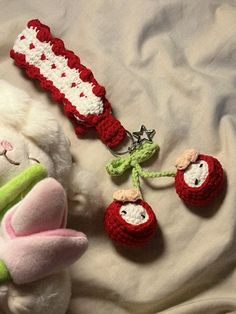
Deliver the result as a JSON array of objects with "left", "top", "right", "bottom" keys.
[
  {"left": 0, "top": 260, "right": 11, "bottom": 283},
  {"left": 0, "top": 164, "right": 47, "bottom": 221},
  {"left": 134, "top": 162, "right": 176, "bottom": 179}
]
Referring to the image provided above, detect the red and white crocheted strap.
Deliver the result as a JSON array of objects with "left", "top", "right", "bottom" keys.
[{"left": 10, "top": 19, "right": 126, "bottom": 148}]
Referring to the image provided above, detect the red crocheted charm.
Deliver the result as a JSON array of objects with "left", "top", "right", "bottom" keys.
[
  {"left": 10, "top": 19, "right": 126, "bottom": 148},
  {"left": 175, "top": 154, "right": 224, "bottom": 206},
  {"left": 104, "top": 199, "right": 158, "bottom": 247}
]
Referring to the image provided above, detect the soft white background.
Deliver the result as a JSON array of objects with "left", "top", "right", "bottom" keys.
[{"left": 1, "top": 1, "right": 236, "bottom": 313}]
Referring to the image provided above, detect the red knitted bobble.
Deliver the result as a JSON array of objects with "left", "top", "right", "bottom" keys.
[
  {"left": 10, "top": 51, "right": 25, "bottom": 67},
  {"left": 175, "top": 154, "right": 224, "bottom": 206},
  {"left": 26, "top": 65, "right": 40, "bottom": 78},
  {"left": 67, "top": 53, "right": 80, "bottom": 68},
  {"left": 27, "top": 19, "right": 42, "bottom": 29},
  {"left": 104, "top": 200, "right": 158, "bottom": 247},
  {"left": 74, "top": 124, "right": 88, "bottom": 136},
  {"left": 79, "top": 68, "right": 92, "bottom": 81},
  {"left": 93, "top": 85, "right": 106, "bottom": 97},
  {"left": 28, "top": 19, "right": 52, "bottom": 42},
  {"left": 36, "top": 28, "right": 51, "bottom": 42},
  {"left": 51, "top": 39, "right": 65, "bottom": 55}
]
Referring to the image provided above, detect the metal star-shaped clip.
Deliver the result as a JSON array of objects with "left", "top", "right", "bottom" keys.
[{"left": 132, "top": 125, "right": 156, "bottom": 144}]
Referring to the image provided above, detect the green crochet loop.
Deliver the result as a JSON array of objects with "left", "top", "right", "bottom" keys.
[
  {"left": 106, "top": 141, "right": 159, "bottom": 176},
  {"left": 106, "top": 141, "right": 176, "bottom": 190},
  {"left": 0, "top": 260, "right": 11, "bottom": 283}
]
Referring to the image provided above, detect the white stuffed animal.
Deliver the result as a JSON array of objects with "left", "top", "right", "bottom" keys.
[{"left": 0, "top": 80, "right": 89, "bottom": 314}]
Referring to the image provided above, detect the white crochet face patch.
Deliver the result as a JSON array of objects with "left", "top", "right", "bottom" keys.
[
  {"left": 184, "top": 160, "right": 209, "bottom": 187},
  {"left": 13, "top": 27, "right": 104, "bottom": 117},
  {"left": 119, "top": 203, "right": 149, "bottom": 225}
]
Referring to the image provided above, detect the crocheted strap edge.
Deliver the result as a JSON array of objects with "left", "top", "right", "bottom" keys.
[{"left": 10, "top": 19, "right": 126, "bottom": 148}]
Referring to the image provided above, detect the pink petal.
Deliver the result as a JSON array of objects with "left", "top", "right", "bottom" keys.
[{"left": 1, "top": 231, "right": 88, "bottom": 284}]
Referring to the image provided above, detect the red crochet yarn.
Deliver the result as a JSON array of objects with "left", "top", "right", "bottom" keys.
[
  {"left": 10, "top": 19, "right": 126, "bottom": 148},
  {"left": 104, "top": 200, "right": 158, "bottom": 247},
  {"left": 175, "top": 154, "right": 224, "bottom": 206}
]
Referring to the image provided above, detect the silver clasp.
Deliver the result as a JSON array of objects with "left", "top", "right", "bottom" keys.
[{"left": 108, "top": 125, "right": 156, "bottom": 157}]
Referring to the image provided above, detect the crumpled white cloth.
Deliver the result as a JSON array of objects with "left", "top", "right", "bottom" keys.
[{"left": 1, "top": 1, "right": 236, "bottom": 313}]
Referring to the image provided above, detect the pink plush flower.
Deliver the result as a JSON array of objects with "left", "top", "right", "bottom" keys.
[{"left": 0, "top": 178, "right": 88, "bottom": 284}]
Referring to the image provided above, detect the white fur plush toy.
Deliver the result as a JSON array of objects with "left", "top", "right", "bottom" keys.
[{"left": 0, "top": 80, "right": 88, "bottom": 314}]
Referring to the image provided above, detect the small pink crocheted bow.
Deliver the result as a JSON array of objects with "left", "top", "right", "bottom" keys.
[{"left": 0, "top": 178, "right": 88, "bottom": 284}]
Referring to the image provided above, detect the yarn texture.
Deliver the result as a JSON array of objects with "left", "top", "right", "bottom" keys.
[
  {"left": 104, "top": 199, "right": 157, "bottom": 247},
  {"left": 10, "top": 19, "right": 126, "bottom": 148},
  {"left": 104, "top": 140, "right": 175, "bottom": 246},
  {"left": 106, "top": 141, "right": 175, "bottom": 189},
  {"left": 175, "top": 154, "right": 224, "bottom": 206}
]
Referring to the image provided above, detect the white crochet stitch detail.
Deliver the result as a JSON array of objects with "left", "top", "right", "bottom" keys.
[
  {"left": 119, "top": 203, "right": 149, "bottom": 225},
  {"left": 13, "top": 27, "right": 104, "bottom": 117},
  {"left": 184, "top": 160, "right": 209, "bottom": 187}
]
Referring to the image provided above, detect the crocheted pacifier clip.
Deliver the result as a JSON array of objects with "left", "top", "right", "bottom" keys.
[
  {"left": 10, "top": 19, "right": 125, "bottom": 148},
  {"left": 11, "top": 19, "right": 225, "bottom": 247}
]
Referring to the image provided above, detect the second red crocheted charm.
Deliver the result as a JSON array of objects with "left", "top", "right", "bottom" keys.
[
  {"left": 104, "top": 198, "right": 157, "bottom": 247},
  {"left": 175, "top": 154, "right": 224, "bottom": 206}
]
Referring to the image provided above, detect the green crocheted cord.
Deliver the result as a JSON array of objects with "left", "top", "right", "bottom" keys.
[
  {"left": 106, "top": 141, "right": 176, "bottom": 189},
  {"left": 0, "top": 260, "right": 10, "bottom": 283}
]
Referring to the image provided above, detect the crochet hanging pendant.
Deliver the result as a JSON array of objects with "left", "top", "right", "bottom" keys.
[
  {"left": 105, "top": 133, "right": 225, "bottom": 246},
  {"left": 174, "top": 150, "right": 224, "bottom": 206},
  {"left": 10, "top": 20, "right": 225, "bottom": 247},
  {"left": 104, "top": 193, "right": 158, "bottom": 247},
  {"left": 104, "top": 126, "right": 176, "bottom": 247}
]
